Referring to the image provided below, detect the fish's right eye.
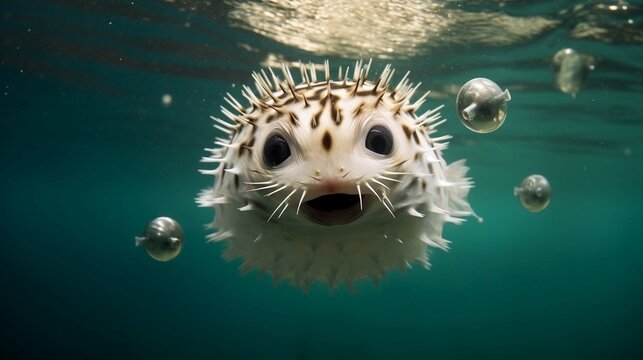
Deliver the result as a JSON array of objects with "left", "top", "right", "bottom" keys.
[{"left": 263, "top": 134, "right": 291, "bottom": 167}]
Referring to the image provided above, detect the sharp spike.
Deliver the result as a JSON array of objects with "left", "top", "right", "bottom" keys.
[
  {"left": 277, "top": 202, "right": 289, "bottom": 219},
  {"left": 214, "top": 124, "right": 233, "bottom": 135},
  {"left": 268, "top": 188, "right": 297, "bottom": 222},
  {"left": 356, "top": 184, "right": 363, "bottom": 210},
  {"left": 265, "top": 184, "right": 288, "bottom": 197},
  {"left": 324, "top": 60, "right": 330, "bottom": 82},
  {"left": 350, "top": 76, "right": 360, "bottom": 97},
  {"left": 309, "top": 62, "right": 317, "bottom": 82},
  {"left": 252, "top": 72, "right": 277, "bottom": 101},
  {"left": 377, "top": 175, "right": 402, "bottom": 183},
  {"left": 311, "top": 114, "right": 318, "bottom": 128},
  {"left": 210, "top": 116, "right": 234, "bottom": 128},
  {"left": 371, "top": 77, "right": 382, "bottom": 94},
  {"left": 343, "top": 66, "right": 350, "bottom": 85},
  {"left": 247, "top": 183, "right": 280, "bottom": 192},
  {"left": 224, "top": 93, "right": 244, "bottom": 113},
  {"left": 364, "top": 58, "right": 373, "bottom": 79},
  {"left": 415, "top": 113, "right": 442, "bottom": 129},
  {"left": 287, "top": 81, "right": 300, "bottom": 100},
  {"left": 238, "top": 203, "right": 255, "bottom": 212},
  {"left": 432, "top": 135, "right": 453, "bottom": 142},
  {"left": 404, "top": 82, "right": 422, "bottom": 101},
  {"left": 413, "top": 90, "right": 431, "bottom": 108},
  {"left": 281, "top": 63, "right": 295, "bottom": 88},
  {"left": 417, "top": 104, "right": 445, "bottom": 123},
  {"left": 383, "top": 170, "right": 413, "bottom": 175},
  {"left": 395, "top": 71, "right": 410, "bottom": 91},
  {"left": 364, "top": 182, "right": 382, "bottom": 202},
  {"left": 260, "top": 69, "right": 272, "bottom": 89},
  {"left": 268, "top": 67, "right": 281, "bottom": 91},
  {"left": 277, "top": 81, "right": 288, "bottom": 97},
  {"left": 384, "top": 68, "right": 396, "bottom": 86},
  {"left": 214, "top": 140, "right": 237, "bottom": 149},
  {"left": 375, "top": 91, "right": 385, "bottom": 106},
  {"left": 383, "top": 195, "right": 395, "bottom": 212},
  {"left": 407, "top": 208, "right": 425, "bottom": 218},
  {"left": 371, "top": 178, "right": 390, "bottom": 190},
  {"left": 244, "top": 180, "right": 275, "bottom": 185},
  {"left": 298, "top": 60, "right": 308, "bottom": 85},
  {"left": 296, "top": 189, "right": 307, "bottom": 214},
  {"left": 220, "top": 107, "right": 250, "bottom": 125},
  {"left": 198, "top": 169, "right": 218, "bottom": 175},
  {"left": 353, "top": 60, "right": 361, "bottom": 81},
  {"left": 428, "top": 118, "right": 448, "bottom": 130},
  {"left": 302, "top": 62, "right": 311, "bottom": 86},
  {"left": 200, "top": 156, "right": 224, "bottom": 163}
]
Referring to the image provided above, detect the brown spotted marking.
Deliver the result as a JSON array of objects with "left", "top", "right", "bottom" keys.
[
  {"left": 412, "top": 131, "right": 421, "bottom": 145},
  {"left": 310, "top": 114, "right": 319, "bottom": 129},
  {"left": 353, "top": 103, "right": 365, "bottom": 119},
  {"left": 402, "top": 124, "right": 412, "bottom": 139},
  {"left": 289, "top": 112, "right": 299, "bottom": 126},
  {"left": 375, "top": 92, "right": 385, "bottom": 107},
  {"left": 321, "top": 131, "right": 332, "bottom": 151},
  {"left": 331, "top": 104, "right": 342, "bottom": 125}
]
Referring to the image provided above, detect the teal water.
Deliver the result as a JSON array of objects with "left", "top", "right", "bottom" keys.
[{"left": 2, "top": 1, "right": 642, "bottom": 358}]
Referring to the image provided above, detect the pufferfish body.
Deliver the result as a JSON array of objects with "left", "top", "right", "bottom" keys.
[{"left": 198, "top": 60, "right": 477, "bottom": 291}]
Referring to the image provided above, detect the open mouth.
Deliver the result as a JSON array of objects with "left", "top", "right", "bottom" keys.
[{"left": 301, "top": 193, "right": 372, "bottom": 226}]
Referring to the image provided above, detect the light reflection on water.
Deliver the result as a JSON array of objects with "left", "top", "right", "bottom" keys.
[{"left": 225, "top": 0, "right": 559, "bottom": 59}]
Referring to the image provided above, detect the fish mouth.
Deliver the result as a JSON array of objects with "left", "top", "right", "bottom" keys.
[{"left": 301, "top": 193, "right": 373, "bottom": 226}]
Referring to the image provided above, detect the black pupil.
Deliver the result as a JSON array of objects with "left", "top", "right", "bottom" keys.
[
  {"left": 365, "top": 126, "right": 393, "bottom": 155},
  {"left": 263, "top": 134, "right": 291, "bottom": 167}
]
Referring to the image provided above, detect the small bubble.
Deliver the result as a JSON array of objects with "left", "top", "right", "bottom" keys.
[
  {"left": 161, "top": 94, "right": 173, "bottom": 106},
  {"left": 135, "top": 217, "right": 184, "bottom": 262},
  {"left": 514, "top": 175, "right": 551, "bottom": 212}
]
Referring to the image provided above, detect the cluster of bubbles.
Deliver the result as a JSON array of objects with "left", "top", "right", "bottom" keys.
[{"left": 456, "top": 65, "right": 561, "bottom": 213}]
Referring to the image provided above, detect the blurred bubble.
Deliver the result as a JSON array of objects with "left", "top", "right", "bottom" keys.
[
  {"left": 514, "top": 175, "right": 552, "bottom": 212},
  {"left": 552, "top": 48, "right": 595, "bottom": 97},
  {"left": 161, "top": 93, "right": 173, "bottom": 106}
]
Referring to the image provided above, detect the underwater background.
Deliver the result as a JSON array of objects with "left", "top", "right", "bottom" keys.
[{"left": 1, "top": 0, "right": 642, "bottom": 358}]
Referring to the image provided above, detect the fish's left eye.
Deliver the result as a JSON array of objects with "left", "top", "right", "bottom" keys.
[{"left": 365, "top": 125, "right": 393, "bottom": 155}]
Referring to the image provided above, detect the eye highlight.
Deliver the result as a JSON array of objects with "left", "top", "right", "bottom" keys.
[
  {"left": 365, "top": 125, "right": 393, "bottom": 155},
  {"left": 263, "top": 134, "right": 291, "bottom": 167}
]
